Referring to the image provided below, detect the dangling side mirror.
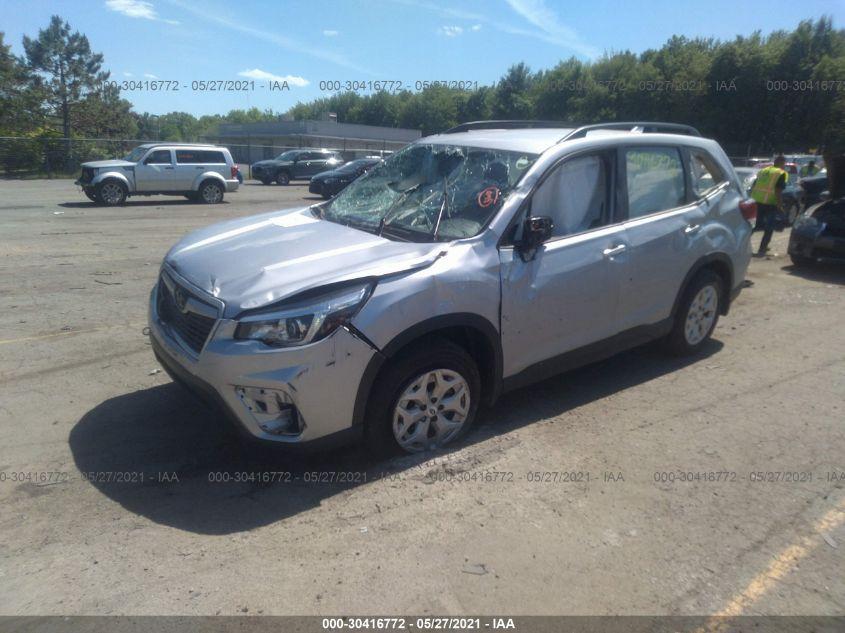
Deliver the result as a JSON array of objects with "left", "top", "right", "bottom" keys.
[{"left": 517, "top": 216, "right": 554, "bottom": 261}]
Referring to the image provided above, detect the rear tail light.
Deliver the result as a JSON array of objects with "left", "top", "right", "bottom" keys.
[
  {"left": 231, "top": 165, "right": 239, "bottom": 178},
  {"left": 739, "top": 199, "right": 757, "bottom": 223}
]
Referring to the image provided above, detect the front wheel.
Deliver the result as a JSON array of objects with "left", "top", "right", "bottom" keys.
[
  {"left": 664, "top": 270, "right": 723, "bottom": 356},
  {"left": 366, "top": 339, "right": 480, "bottom": 455},
  {"left": 83, "top": 187, "right": 98, "bottom": 203},
  {"left": 95, "top": 180, "right": 127, "bottom": 206}
]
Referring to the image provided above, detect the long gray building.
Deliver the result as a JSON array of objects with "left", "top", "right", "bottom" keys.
[{"left": 210, "top": 119, "right": 422, "bottom": 163}]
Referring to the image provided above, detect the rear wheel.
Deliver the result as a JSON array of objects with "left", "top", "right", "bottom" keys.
[
  {"left": 275, "top": 171, "right": 290, "bottom": 186},
  {"left": 664, "top": 270, "right": 723, "bottom": 356},
  {"left": 96, "top": 180, "right": 127, "bottom": 206},
  {"left": 198, "top": 180, "right": 224, "bottom": 204},
  {"left": 366, "top": 339, "right": 480, "bottom": 455}
]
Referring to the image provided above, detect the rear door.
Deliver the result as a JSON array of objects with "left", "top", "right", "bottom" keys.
[
  {"left": 135, "top": 149, "right": 174, "bottom": 191},
  {"left": 499, "top": 149, "right": 628, "bottom": 378},
  {"left": 615, "top": 145, "right": 709, "bottom": 331},
  {"left": 301, "top": 151, "right": 332, "bottom": 177},
  {"left": 173, "top": 149, "right": 227, "bottom": 189}
]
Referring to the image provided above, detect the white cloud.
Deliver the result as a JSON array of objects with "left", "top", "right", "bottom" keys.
[
  {"left": 123, "top": 71, "right": 134, "bottom": 77},
  {"left": 437, "top": 25, "right": 463, "bottom": 37},
  {"left": 322, "top": 29, "right": 339, "bottom": 37},
  {"left": 105, "top": 0, "right": 179, "bottom": 24},
  {"left": 238, "top": 68, "right": 309, "bottom": 87},
  {"left": 391, "top": 0, "right": 597, "bottom": 58},
  {"left": 471, "top": 24, "right": 482, "bottom": 31},
  {"left": 143, "top": 73, "right": 159, "bottom": 79},
  {"left": 504, "top": 0, "right": 595, "bottom": 56},
  {"left": 168, "top": 0, "right": 373, "bottom": 75}
]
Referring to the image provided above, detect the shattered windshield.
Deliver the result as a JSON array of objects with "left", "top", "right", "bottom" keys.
[{"left": 320, "top": 143, "right": 538, "bottom": 241}]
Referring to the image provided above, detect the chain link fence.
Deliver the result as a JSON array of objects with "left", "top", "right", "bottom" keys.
[{"left": 0, "top": 137, "right": 396, "bottom": 178}]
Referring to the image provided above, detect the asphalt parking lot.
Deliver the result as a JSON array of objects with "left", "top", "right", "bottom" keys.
[{"left": 0, "top": 178, "right": 843, "bottom": 616}]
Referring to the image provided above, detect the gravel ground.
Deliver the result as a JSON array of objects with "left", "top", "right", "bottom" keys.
[{"left": 0, "top": 178, "right": 843, "bottom": 616}]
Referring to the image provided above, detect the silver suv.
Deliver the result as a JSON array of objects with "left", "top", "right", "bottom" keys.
[
  {"left": 148, "top": 121, "right": 754, "bottom": 454},
  {"left": 75, "top": 143, "right": 239, "bottom": 206}
]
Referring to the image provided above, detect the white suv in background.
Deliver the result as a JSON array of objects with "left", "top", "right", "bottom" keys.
[{"left": 75, "top": 143, "right": 240, "bottom": 206}]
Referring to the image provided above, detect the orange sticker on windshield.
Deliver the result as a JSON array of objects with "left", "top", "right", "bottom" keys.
[{"left": 477, "top": 186, "right": 500, "bottom": 208}]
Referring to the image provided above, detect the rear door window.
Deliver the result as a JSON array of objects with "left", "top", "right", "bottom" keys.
[{"left": 625, "top": 147, "right": 686, "bottom": 218}]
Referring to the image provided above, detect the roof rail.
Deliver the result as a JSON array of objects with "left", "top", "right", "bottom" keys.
[
  {"left": 560, "top": 122, "right": 701, "bottom": 142},
  {"left": 139, "top": 142, "right": 218, "bottom": 147},
  {"left": 444, "top": 120, "right": 575, "bottom": 134}
]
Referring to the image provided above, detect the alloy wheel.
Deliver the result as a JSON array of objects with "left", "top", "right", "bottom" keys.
[
  {"left": 392, "top": 369, "right": 470, "bottom": 452},
  {"left": 684, "top": 284, "right": 718, "bottom": 345}
]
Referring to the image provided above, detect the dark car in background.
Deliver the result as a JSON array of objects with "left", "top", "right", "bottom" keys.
[
  {"left": 251, "top": 149, "right": 343, "bottom": 185},
  {"left": 308, "top": 157, "right": 382, "bottom": 198},
  {"left": 788, "top": 155, "right": 843, "bottom": 266},
  {"left": 799, "top": 173, "right": 829, "bottom": 209}
]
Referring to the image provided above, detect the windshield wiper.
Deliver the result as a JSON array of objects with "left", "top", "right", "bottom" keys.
[{"left": 377, "top": 183, "right": 421, "bottom": 237}]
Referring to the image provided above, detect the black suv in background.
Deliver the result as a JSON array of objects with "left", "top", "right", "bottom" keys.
[
  {"left": 251, "top": 149, "right": 343, "bottom": 185},
  {"left": 309, "top": 157, "right": 382, "bottom": 198}
]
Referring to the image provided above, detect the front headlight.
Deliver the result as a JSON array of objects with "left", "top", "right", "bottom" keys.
[{"left": 234, "top": 282, "right": 374, "bottom": 347}]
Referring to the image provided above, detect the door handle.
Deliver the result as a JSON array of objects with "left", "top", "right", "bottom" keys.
[
  {"left": 602, "top": 244, "right": 627, "bottom": 258},
  {"left": 195, "top": 166, "right": 203, "bottom": 169},
  {"left": 684, "top": 224, "right": 701, "bottom": 235},
  {"left": 165, "top": 166, "right": 174, "bottom": 170}
]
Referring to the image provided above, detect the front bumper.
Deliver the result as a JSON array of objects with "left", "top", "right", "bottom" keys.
[
  {"left": 308, "top": 180, "right": 323, "bottom": 195},
  {"left": 148, "top": 278, "right": 378, "bottom": 446}
]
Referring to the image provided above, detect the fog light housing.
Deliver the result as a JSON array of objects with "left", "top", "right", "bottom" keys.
[{"left": 235, "top": 386, "right": 304, "bottom": 435}]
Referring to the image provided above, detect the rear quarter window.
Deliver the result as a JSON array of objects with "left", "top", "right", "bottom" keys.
[{"left": 688, "top": 148, "right": 728, "bottom": 197}]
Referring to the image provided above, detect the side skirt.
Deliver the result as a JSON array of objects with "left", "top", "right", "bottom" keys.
[{"left": 502, "top": 318, "right": 674, "bottom": 393}]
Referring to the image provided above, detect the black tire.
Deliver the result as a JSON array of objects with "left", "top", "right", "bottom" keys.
[
  {"left": 83, "top": 187, "right": 98, "bottom": 203},
  {"left": 365, "top": 338, "right": 481, "bottom": 456},
  {"left": 198, "top": 180, "right": 224, "bottom": 204},
  {"left": 275, "top": 171, "right": 290, "bottom": 186},
  {"left": 664, "top": 270, "right": 723, "bottom": 356},
  {"left": 95, "top": 179, "right": 127, "bottom": 206},
  {"left": 790, "top": 253, "right": 814, "bottom": 267}
]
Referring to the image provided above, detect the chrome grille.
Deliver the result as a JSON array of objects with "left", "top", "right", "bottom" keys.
[{"left": 157, "top": 272, "right": 218, "bottom": 354}]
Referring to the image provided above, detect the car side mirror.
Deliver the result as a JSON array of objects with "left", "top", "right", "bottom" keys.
[{"left": 517, "top": 216, "right": 554, "bottom": 261}]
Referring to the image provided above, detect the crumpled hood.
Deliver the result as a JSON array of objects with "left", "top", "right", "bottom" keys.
[
  {"left": 165, "top": 207, "right": 446, "bottom": 318},
  {"left": 82, "top": 159, "right": 135, "bottom": 169}
]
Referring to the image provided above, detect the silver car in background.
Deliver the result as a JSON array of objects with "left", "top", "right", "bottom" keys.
[
  {"left": 148, "top": 121, "right": 753, "bottom": 454},
  {"left": 75, "top": 143, "right": 240, "bottom": 206}
]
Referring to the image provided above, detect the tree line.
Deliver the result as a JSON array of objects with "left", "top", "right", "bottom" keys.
[{"left": 2, "top": 14, "right": 845, "bottom": 171}]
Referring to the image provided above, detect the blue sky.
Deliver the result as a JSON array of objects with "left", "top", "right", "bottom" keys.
[{"left": 3, "top": 0, "right": 844, "bottom": 116}]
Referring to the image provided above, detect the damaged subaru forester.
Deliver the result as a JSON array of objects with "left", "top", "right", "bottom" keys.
[{"left": 149, "top": 121, "right": 753, "bottom": 454}]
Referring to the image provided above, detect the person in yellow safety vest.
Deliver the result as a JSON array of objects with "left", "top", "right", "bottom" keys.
[
  {"left": 799, "top": 160, "right": 819, "bottom": 177},
  {"left": 750, "top": 155, "right": 788, "bottom": 256}
]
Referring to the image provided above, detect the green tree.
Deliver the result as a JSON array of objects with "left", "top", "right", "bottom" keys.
[{"left": 23, "top": 15, "right": 109, "bottom": 139}]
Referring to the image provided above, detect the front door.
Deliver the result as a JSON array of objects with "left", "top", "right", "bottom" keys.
[
  {"left": 135, "top": 149, "right": 174, "bottom": 191},
  {"left": 499, "top": 150, "right": 628, "bottom": 379}
]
